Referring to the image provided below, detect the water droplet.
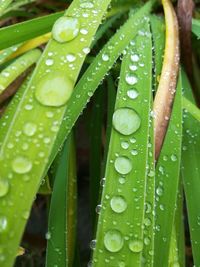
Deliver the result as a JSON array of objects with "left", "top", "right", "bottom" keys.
[
  {"left": 129, "top": 64, "right": 137, "bottom": 71},
  {"left": 156, "top": 186, "right": 163, "bottom": 196},
  {"left": 131, "top": 149, "right": 138, "bottom": 156},
  {"left": 104, "top": 230, "right": 124, "bottom": 252},
  {"left": 0, "top": 179, "right": 9, "bottom": 197},
  {"left": 131, "top": 54, "right": 140, "bottom": 62},
  {"left": 80, "top": 2, "right": 94, "bottom": 8},
  {"left": 23, "top": 122, "right": 37, "bottom": 137},
  {"left": 102, "top": 54, "right": 109, "bottom": 61},
  {"left": 0, "top": 216, "right": 8, "bottom": 233},
  {"left": 90, "top": 240, "right": 96, "bottom": 250},
  {"left": 129, "top": 239, "right": 143, "bottom": 252},
  {"left": 110, "top": 196, "right": 127, "bottom": 213},
  {"left": 45, "top": 59, "right": 54, "bottom": 66},
  {"left": 66, "top": 53, "right": 76, "bottom": 62},
  {"left": 12, "top": 156, "right": 32, "bottom": 174},
  {"left": 114, "top": 156, "right": 132, "bottom": 175},
  {"left": 144, "top": 218, "right": 151, "bottom": 227},
  {"left": 52, "top": 17, "right": 80, "bottom": 43},
  {"left": 119, "top": 177, "right": 126, "bottom": 184},
  {"left": 113, "top": 108, "right": 141, "bottom": 135},
  {"left": 22, "top": 211, "right": 30, "bottom": 220},
  {"left": 171, "top": 154, "right": 177, "bottom": 162},
  {"left": 45, "top": 231, "right": 51, "bottom": 240},
  {"left": 127, "top": 89, "right": 139, "bottom": 99},
  {"left": 121, "top": 141, "right": 129, "bottom": 149},
  {"left": 35, "top": 71, "right": 73, "bottom": 107},
  {"left": 125, "top": 73, "right": 138, "bottom": 85},
  {"left": 95, "top": 204, "right": 101, "bottom": 214}
]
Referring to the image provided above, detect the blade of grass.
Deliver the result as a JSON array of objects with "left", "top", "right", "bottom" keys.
[
  {"left": 0, "top": 0, "right": 112, "bottom": 265},
  {"left": 93, "top": 18, "right": 152, "bottom": 266},
  {"left": 142, "top": 106, "right": 155, "bottom": 267},
  {"left": 181, "top": 70, "right": 200, "bottom": 266},
  {"left": 89, "top": 87, "right": 104, "bottom": 228},
  {"left": 154, "top": 75, "right": 182, "bottom": 267},
  {"left": 46, "top": 133, "right": 77, "bottom": 267},
  {"left": 0, "top": 49, "right": 41, "bottom": 95}
]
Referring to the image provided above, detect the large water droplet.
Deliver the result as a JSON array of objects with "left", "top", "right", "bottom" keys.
[
  {"left": 113, "top": 108, "right": 141, "bottom": 135},
  {"left": 35, "top": 71, "right": 73, "bottom": 107},
  {"left": 104, "top": 230, "right": 124, "bottom": 252},
  {"left": 0, "top": 216, "right": 8, "bottom": 233},
  {"left": 170, "top": 262, "right": 180, "bottom": 267},
  {"left": 0, "top": 179, "right": 9, "bottom": 197},
  {"left": 110, "top": 196, "right": 127, "bottom": 213},
  {"left": 129, "top": 239, "right": 143, "bottom": 252},
  {"left": 23, "top": 122, "right": 37, "bottom": 137},
  {"left": 90, "top": 240, "right": 96, "bottom": 250},
  {"left": 12, "top": 156, "right": 32, "bottom": 174},
  {"left": 114, "top": 156, "right": 132, "bottom": 175},
  {"left": 52, "top": 17, "right": 80, "bottom": 43}
]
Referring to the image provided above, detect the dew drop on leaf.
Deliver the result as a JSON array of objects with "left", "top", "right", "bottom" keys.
[
  {"left": 110, "top": 196, "right": 127, "bottom": 213},
  {"left": 12, "top": 156, "right": 32, "bottom": 174},
  {"left": 0, "top": 179, "right": 9, "bottom": 197},
  {"left": 35, "top": 71, "right": 73, "bottom": 107},
  {"left": 23, "top": 122, "right": 37, "bottom": 137},
  {"left": 113, "top": 108, "right": 141, "bottom": 135},
  {"left": 127, "top": 89, "right": 139, "bottom": 99},
  {"left": 0, "top": 216, "right": 8, "bottom": 233},
  {"left": 128, "top": 239, "right": 143, "bottom": 252},
  {"left": 114, "top": 156, "right": 132, "bottom": 175},
  {"left": 52, "top": 17, "right": 80, "bottom": 43},
  {"left": 104, "top": 230, "right": 124, "bottom": 252},
  {"left": 80, "top": 2, "right": 94, "bottom": 8},
  {"left": 125, "top": 73, "right": 138, "bottom": 85}
]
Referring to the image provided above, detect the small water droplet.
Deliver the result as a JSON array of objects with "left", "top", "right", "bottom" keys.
[
  {"left": 131, "top": 54, "right": 140, "bottom": 62},
  {"left": 113, "top": 108, "right": 141, "bottom": 136},
  {"left": 90, "top": 240, "right": 96, "bottom": 250},
  {"left": 66, "top": 53, "right": 76, "bottom": 62},
  {"left": 35, "top": 71, "right": 73, "bottom": 107},
  {"left": 104, "top": 230, "right": 124, "bottom": 252},
  {"left": 45, "top": 59, "right": 54, "bottom": 66},
  {"left": 129, "top": 239, "right": 143, "bottom": 252},
  {"left": 23, "top": 122, "right": 37, "bottom": 137},
  {"left": 121, "top": 141, "right": 129, "bottom": 149},
  {"left": 45, "top": 231, "right": 51, "bottom": 240},
  {"left": 127, "top": 89, "right": 139, "bottom": 99},
  {"left": 114, "top": 156, "right": 132, "bottom": 175},
  {"left": 102, "top": 53, "right": 109, "bottom": 61},
  {"left": 52, "top": 17, "right": 80, "bottom": 43},
  {"left": 0, "top": 179, "right": 9, "bottom": 197},
  {"left": 12, "top": 156, "right": 32, "bottom": 174},
  {"left": 0, "top": 216, "right": 8, "bottom": 233},
  {"left": 171, "top": 154, "right": 177, "bottom": 162},
  {"left": 110, "top": 196, "right": 127, "bottom": 213},
  {"left": 80, "top": 2, "right": 94, "bottom": 8},
  {"left": 156, "top": 186, "right": 163, "bottom": 196},
  {"left": 125, "top": 73, "right": 138, "bottom": 85}
]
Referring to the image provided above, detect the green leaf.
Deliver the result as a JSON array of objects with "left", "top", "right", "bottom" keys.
[
  {"left": 93, "top": 18, "right": 152, "bottom": 266},
  {"left": 192, "top": 18, "right": 200, "bottom": 39},
  {"left": 46, "top": 133, "right": 77, "bottom": 267},
  {"left": 181, "top": 70, "right": 200, "bottom": 267},
  {"left": 154, "top": 75, "right": 182, "bottom": 267}
]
